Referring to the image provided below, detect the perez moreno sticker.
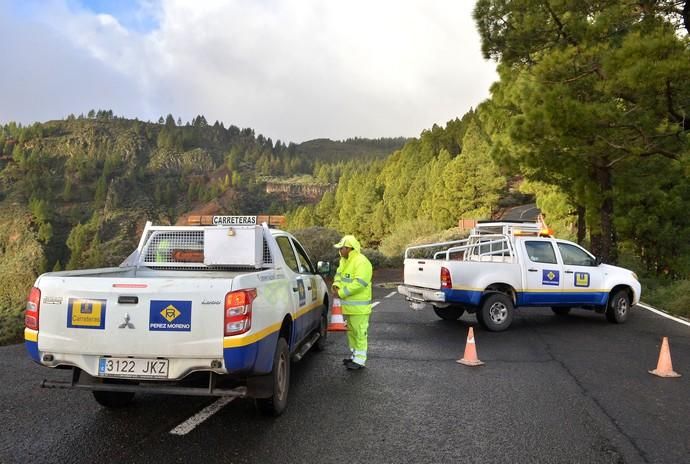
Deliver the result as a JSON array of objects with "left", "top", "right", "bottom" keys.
[{"left": 149, "top": 300, "right": 192, "bottom": 331}]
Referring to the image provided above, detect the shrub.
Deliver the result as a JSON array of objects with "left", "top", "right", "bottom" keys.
[
  {"left": 361, "top": 248, "right": 401, "bottom": 268},
  {"left": 291, "top": 226, "right": 342, "bottom": 267},
  {"left": 387, "top": 226, "right": 470, "bottom": 260},
  {"left": 0, "top": 212, "right": 46, "bottom": 345},
  {"left": 379, "top": 219, "right": 442, "bottom": 258},
  {"left": 645, "top": 279, "right": 690, "bottom": 318}
]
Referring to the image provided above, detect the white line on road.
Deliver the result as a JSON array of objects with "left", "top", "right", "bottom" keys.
[
  {"left": 372, "top": 301, "right": 380, "bottom": 308},
  {"left": 638, "top": 303, "right": 690, "bottom": 328},
  {"left": 385, "top": 291, "right": 397, "bottom": 298},
  {"left": 169, "top": 397, "right": 235, "bottom": 435}
]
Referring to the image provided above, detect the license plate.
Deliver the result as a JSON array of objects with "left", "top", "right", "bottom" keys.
[{"left": 98, "top": 357, "right": 169, "bottom": 379}]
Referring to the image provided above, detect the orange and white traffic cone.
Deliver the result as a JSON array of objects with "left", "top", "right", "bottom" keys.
[
  {"left": 456, "top": 326, "right": 484, "bottom": 366},
  {"left": 327, "top": 298, "right": 348, "bottom": 332},
  {"left": 649, "top": 337, "right": 681, "bottom": 378}
]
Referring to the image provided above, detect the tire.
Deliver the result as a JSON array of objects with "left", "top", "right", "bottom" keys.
[
  {"left": 92, "top": 390, "right": 135, "bottom": 408},
  {"left": 433, "top": 305, "right": 465, "bottom": 321},
  {"left": 256, "top": 337, "right": 290, "bottom": 416},
  {"left": 606, "top": 290, "right": 630, "bottom": 323},
  {"left": 479, "top": 293, "right": 514, "bottom": 332},
  {"left": 551, "top": 307, "right": 571, "bottom": 316},
  {"left": 313, "top": 307, "right": 328, "bottom": 351}
]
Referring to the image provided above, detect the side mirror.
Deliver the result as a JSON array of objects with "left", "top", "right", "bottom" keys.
[
  {"left": 595, "top": 256, "right": 603, "bottom": 266},
  {"left": 317, "top": 261, "right": 331, "bottom": 275}
]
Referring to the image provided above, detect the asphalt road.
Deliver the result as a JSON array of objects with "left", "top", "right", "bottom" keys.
[{"left": 1, "top": 286, "right": 688, "bottom": 464}]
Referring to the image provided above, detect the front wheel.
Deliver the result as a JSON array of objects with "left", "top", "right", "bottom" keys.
[
  {"left": 256, "top": 337, "right": 290, "bottom": 416},
  {"left": 479, "top": 293, "right": 514, "bottom": 332},
  {"left": 433, "top": 305, "right": 465, "bottom": 321},
  {"left": 314, "top": 307, "right": 328, "bottom": 351},
  {"left": 606, "top": 290, "right": 630, "bottom": 323}
]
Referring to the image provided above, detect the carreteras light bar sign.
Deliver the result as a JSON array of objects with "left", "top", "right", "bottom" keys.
[{"left": 212, "top": 216, "right": 257, "bottom": 225}]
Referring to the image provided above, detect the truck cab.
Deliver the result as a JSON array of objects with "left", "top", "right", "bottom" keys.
[{"left": 398, "top": 221, "right": 641, "bottom": 331}]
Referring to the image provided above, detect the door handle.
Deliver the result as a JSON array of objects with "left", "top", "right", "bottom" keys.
[
  {"left": 307, "top": 286, "right": 312, "bottom": 291},
  {"left": 292, "top": 287, "right": 298, "bottom": 292},
  {"left": 528, "top": 268, "right": 538, "bottom": 272},
  {"left": 564, "top": 270, "right": 574, "bottom": 274}
]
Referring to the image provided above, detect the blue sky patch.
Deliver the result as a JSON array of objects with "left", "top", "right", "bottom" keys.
[{"left": 76, "top": 0, "right": 159, "bottom": 32}]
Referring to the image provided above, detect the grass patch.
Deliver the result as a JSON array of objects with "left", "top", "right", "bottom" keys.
[{"left": 643, "top": 279, "right": 690, "bottom": 319}]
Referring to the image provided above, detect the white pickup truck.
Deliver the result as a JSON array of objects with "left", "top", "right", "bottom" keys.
[
  {"left": 24, "top": 216, "right": 331, "bottom": 416},
  {"left": 398, "top": 222, "right": 641, "bottom": 332}
]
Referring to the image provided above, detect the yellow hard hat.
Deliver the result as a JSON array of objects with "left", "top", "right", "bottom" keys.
[{"left": 333, "top": 235, "right": 358, "bottom": 249}]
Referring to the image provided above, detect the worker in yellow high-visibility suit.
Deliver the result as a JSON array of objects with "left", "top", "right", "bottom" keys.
[{"left": 332, "top": 235, "right": 373, "bottom": 370}]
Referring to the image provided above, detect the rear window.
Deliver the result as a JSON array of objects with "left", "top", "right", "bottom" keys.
[{"left": 525, "top": 241, "right": 557, "bottom": 264}]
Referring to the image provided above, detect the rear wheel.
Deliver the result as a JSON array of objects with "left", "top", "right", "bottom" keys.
[
  {"left": 256, "top": 337, "right": 290, "bottom": 416},
  {"left": 551, "top": 307, "right": 571, "bottom": 316},
  {"left": 479, "top": 293, "right": 514, "bottom": 332},
  {"left": 92, "top": 389, "right": 135, "bottom": 408},
  {"left": 433, "top": 305, "right": 465, "bottom": 321},
  {"left": 606, "top": 290, "right": 630, "bottom": 323}
]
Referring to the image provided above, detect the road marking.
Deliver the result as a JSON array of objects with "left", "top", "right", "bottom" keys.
[
  {"left": 638, "top": 303, "right": 690, "bottom": 328},
  {"left": 169, "top": 397, "right": 235, "bottom": 435},
  {"left": 372, "top": 301, "right": 380, "bottom": 308},
  {"left": 385, "top": 291, "right": 397, "bottom": 298}
]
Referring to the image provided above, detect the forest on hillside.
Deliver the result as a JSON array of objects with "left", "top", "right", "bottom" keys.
[
  {"left": 289, "top": 1, "right": 690, "bottom": 317},
  {"left": 0, "top": 114, "right": 405, "bottom": 343}
]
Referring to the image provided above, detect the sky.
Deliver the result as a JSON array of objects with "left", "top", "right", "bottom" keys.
[{"left": 0, "top": 0, "right": 497, "bottom": 143}]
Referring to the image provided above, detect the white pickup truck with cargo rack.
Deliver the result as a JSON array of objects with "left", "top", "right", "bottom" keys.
[
  {"left": 397, "top": 221, "right": 641, "bottom": 331},
  {"left": 24, "top": 215, "right": 331, "bottom": 416}
]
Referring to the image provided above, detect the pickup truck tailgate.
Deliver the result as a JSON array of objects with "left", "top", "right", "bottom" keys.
[
  {"left": 37, "top": 276, "right": 230, "bottom": 358},
  {"left": 403, "top": 259, "right": 445, "bottom": 289}
]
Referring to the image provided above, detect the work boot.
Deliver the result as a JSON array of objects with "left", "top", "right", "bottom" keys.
[
  {"left": 345, "top": 360, "right": 365, "bottom": 370},
  {"left": 342, "top": 358, "right": 352, "bottom": 365}
]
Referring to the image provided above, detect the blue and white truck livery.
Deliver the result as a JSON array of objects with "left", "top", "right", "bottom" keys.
[
  {"left": 398, "top": 221, "right": 641, "bottom": 332},
  {"left": 24, "top": 216, "right": 330, "bottom": 416}
]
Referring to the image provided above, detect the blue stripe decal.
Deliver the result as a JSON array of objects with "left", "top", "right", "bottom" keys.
[
  {"left": 443, "top": 289, "right": 483, "bottom": 306},
  {"left": 25, "top": 341, "right": 40, "bottom": 363},
  {"left": 444, "top": 289, "right": 608, "bottom": 307},
  {"left": 223, "top": 331, "right": 278, "bottom": 374},
  {"left": 517, "top": 292, "right": 608, "bottom": 306}
]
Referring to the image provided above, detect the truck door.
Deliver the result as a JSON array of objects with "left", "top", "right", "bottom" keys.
[
  {"left": 291, "top": 238, "right": 319, "bottom": 333},
  {"left": 556, "top": 241, "right": 606, "bottom": 306},
  {"left": 520, "top": 240, "right": 564, "bottom": 306},
  {"left": 274, "top": 236, "right": 306, "bottom": 346}
]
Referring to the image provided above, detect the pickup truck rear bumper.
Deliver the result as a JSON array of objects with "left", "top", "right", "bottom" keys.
[
  {"left": 41, "top": 367, "right": 250, "bottom": 397},
  {"left": 397, "top": 285, "right": 447, "bottom": 305}
]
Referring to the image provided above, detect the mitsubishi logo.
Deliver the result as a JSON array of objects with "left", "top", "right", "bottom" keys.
[{"left": 118, "top": 313, "right": 135, "bottom": 329}]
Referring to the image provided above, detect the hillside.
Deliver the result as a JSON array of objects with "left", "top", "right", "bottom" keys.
[{"left": 0, "top": 113, "right": 406, "bottom": 344}]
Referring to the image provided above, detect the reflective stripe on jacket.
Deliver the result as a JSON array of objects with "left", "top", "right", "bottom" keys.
[{"left": 335, "top": 250, "right": 373, "bottom": 315}]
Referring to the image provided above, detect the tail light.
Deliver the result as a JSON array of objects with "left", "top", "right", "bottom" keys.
[
  {"left": 224, "top": 289, "right": 257, "bottom": 336},
  {"left": 25, "top": 287, "right": 41, "bottom": 330},
  {"left": 440, "top": 267, "right": 452, "bottom": 289}
]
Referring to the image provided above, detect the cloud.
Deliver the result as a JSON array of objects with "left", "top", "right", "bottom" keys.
[{"left": 1, "top": 0, "right": 497, "bottom": 143}]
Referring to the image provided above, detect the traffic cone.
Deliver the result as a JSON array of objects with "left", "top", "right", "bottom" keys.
[
  {"left": 649, "top": 337, "right": 681, "bottom": 378},
  {"left": 327, "top": 298, "right": 348, "bottom": 332},
  {"left": 456, "top": 326, "right": 484, "bottom": 366}
]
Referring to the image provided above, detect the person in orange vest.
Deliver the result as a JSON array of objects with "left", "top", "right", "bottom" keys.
[{"left": 332, "top": 235, "right": 373, "bottom": 370}]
